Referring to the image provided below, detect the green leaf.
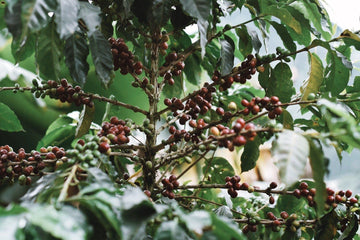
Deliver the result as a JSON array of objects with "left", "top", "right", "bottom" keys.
[
  {"left": 36, "top": 20, "right": 62, "bottom": 80},
  {"left": 272, "top": 130, "right": 309, "bottom": 186},
  {"left": 181, "top": 210, "right": 211, "bottom": 236},
  {"left": 4, "top": 0, "right": 22, "bottom": 40},
  {"left": 21, "top": 0, "right": 57, "bottom": 32},
  {"left": 338, "top": 215, "right": 358, "bottom": 240},
  {"left": 198, "top": 19, "right": 209, "bottom": 58},
  {"left": 220, "top": 35, "right": 235, "bottom": 76},
  {"left": 183, "top": 53, "right": 202, "bottom": 85},
  {"left": 317, "top": 99, "right": 360, "bottom": 149},
  {"left": 162, "top": 75, "right": 183, "bottom": 99},
  {"left": 27, "top": 205, "right": 91, "bottom": 240},
  {"left": 278, "top": 109, "right": 293, "bottom": 130},
  {"left": 339, "top": 30, "right": 360, "bottom": 51},
  {"left": 290, "top": 1, "right": 332, "bottom": 40},
  {"left": 150, "top": 0, "right": 172, "bottom": 29},
  {"left": 241, "top": 135, "right": 261, "bottom": 172},
  {"left": 235, "top": 25, "right": 253, "bottom": 58},
  {"left": 0, "top": 205, "right": 27, "bottom": 240},
  {"left": 315, "top": 210, "right": 338, "bottom": 240},
  {"left": 263, "top": 5, "right": 301, "bottom": 34},
  {"left": 155, "top": 220, "right": 192, "bottom": 240},
  {"left": 75, "top": 105, "right": 95, "bottom": 138},
  {"left": 54, "top": 0, "right": 79, "bottom": 39},
  {"left": 248, "top": 30, "right": 262, "bottom": 53},
  {"left": 78, "top": 2, "right": 101, "bottom": 35},
  {"left": 179, "top": 0, "right": 211, "bottom": 21},
  {"left": 285, "top": 6, "right": 311, "bottom": 46},
  {"left": 88, "top": 29, "right": 114, "bottom": 87},
  {"left": 308, "top": 139, "right": 326, "bottom": 217},
  {"left": 300, "top": 52, "right": 324, "bottom": 104},
  {"left": 37, "top": 125, "right": 76, "bottom": 150},
  {"left": 269, "top": 21, "right": 296, "bottom": 53},
  {"left": 45, "top": 115, "right": 73, "bottom": 135},
  {"left": 0, "top": 102, "right": 24, "bottom": 132},
  {"left": 64, "top": 31, "right": 90, "bottom": 86},
  {"left": 310, "top": 40, "right": 350, "bottom": 96},
  {"left": 204, "top": 157, "right": 234, "bottom": 184},
  {"left": 209, "top": 213, "right": 245, "bottom": 239},
  {"left": 266, "top": 62, "right": 295, "bottom": 103}
]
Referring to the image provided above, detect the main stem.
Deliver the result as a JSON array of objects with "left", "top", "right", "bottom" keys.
[{"left": 143, "top": 30, "right": 161, "bottom": 191}]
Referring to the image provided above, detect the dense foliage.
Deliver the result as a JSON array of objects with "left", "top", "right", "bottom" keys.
[{"left": 1, "top": 0, "right": 360, "bottom": 239}]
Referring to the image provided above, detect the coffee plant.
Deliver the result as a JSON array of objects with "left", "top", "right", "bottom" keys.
[{"left": 1, "top": 0, "right": 360, "bottom": 239}]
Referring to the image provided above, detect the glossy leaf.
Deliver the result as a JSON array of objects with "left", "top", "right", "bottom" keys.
[
  {"left": 0, "top": 102, "right": 24, "bottom": 132},
  {"left": 300, "top": 52, "right": 323, "bottom": 104},
  {"left": 155, "top": 220, "right": 192, "bottom": 240},
  {"left": 220, "top": 35, "right": 235, "bottom": 76},
  {"left": 209, "top": 213, "right": 245, "bottom": 239},
  {"left": 150, "top": 0, "right": 172, "bottom": 28},
  {"left": 266, "top": 62, "right": 295, "bottom": 103},
  {"left": 308, "top": 139, "right": 326, "bottom": 217},
  {"left": 27, "top": 205, "right": 91, "bottom": 240},
  {"left": 235, "top": 25, "right": 253, "bottom": 58},
  {"left": 20, "top": 0, "right": 57, "bottom": 32},
  {"left": 55, "top": 0, "right": 79, "bottom": 39},
  {"left": 37, "top": 125, "right": 76, "bottom": 150},
  {"left": 179, "top": 0, "right": 211, "bottom": 21},
  {"left": 204, "top": 157, "right": 234, "bottom": 184},
  {"left": 339, "top": 29, "right": 360, "bottom": 51},
  {"left": 241, "top": 135, "right": 261, "bottom": 172},
  {"left": 269, "top": 21, "right": 296, "bottom": 53},
  {"left": 198, "top": 19, "right": 209, "bottom": 58},
  {"left": 285, "top": 7, "right": 311, "bottom": 46},
  {"left": 290, "top": 1, "right": 332, "bottom": 40},
  {"left": 310, "top": 40, "right": 351, "bottom": 96},
  {"left": 88, "top": 29, "right": 114, "bottom": 87},
  {"left": 272, "top": 130, "right": 309, "bottom": 186},
  {"left": 64, "top": 30, "right": 90, "bottom": 86},
  {"left": 263, "top": 5, "right": 301, "bottom": 34},
  {"left": 78, "top": 2, "right": 101, "bottom": 36},
  {"left": 36, "top": 20, "right": 62, "bottom": 80},
  {"left": 338, "top": 215, "right": 358, "bottom": 240},
  {"left": 278, "top": 109, "right": 294, "bottom": 130},
  {"left": 75, "top": 105, "right": 95, "bottom": 138},
  {"left": 183, "top": 53, "right": 202, "bottom": 85},
  {"left": 248, "top": 30, "right": 262, "bottom": 53},
  {"left": 315, "top": 210, "right": 338, "bottom": 240}
]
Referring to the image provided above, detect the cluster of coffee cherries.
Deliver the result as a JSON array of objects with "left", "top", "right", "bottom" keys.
[
  {"left": 98, "top": 116, "right": 131, "bottom": 145},
  {"left": 164, "top": 83, "right": 216, "bottom": 121},
  {"left": 108, "top": 37, "right": 143, "bottom": 75},
  {"left": 32, "top": 79, "right": 93, "bottom": 107},
  {"left": 161, "top": 52, "right": 185, "bottom": 85},
  {"left": 324, "top": 187, "right": 358, "bottom": 208},
  {"left": 267, "top": 182, "right": 278, "bottom": 204},
  {"left": 241, "top": 96, "right": 282, "bottom": 118},
  {"left": 161, "top": 175, "right": 180, "bottom": 199},
  {"left": 0, "top": 145, "right": 67, "bottom": 185},
  {"left": 225, "top": 175, "right": 243, "bottom": 198},
  {"left": 66, "top": 135, "right": 105, "bottom": 170},
  {"left": 212, "top": 54, "right": 258, "bottom": 91},
  {"left": 291, "top": 182, "right": 317, "bottom": 207},
  {"left": 209, "top": 119, "right": 257, "bottom": 151}
]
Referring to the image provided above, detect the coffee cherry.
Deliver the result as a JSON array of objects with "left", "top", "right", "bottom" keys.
[
  {"left": 280, "top": 211, "right": 289, "bottom": 219},
  {"left": 267, "top": 212, "right": 276, "bottom": 220},
  {"left": 270, "top": 96, "right": 279, "bottom": 104},
  {"left": 216, "top": 107, "right": 225, "bottom": 116},
  {"left": 144, "top": 190, "right": 151, "bottom": 198},
  {"left": 299, "top": 182, "right": 308, "bottom": 190},
  {"left": 345, "top": 190, "right": 352, "bottom": 198},
  {"left": 269, "top": 182, "right": 277, "bottom": 189},
  {"left": 269, "top": 196, "right": 275, "bottom": 204},
  {"left": 98, "top": 142, "right": 110, "bottom": 153},
  {"left": 228, "top": 101, "right": 237, "bottom": 111}
]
